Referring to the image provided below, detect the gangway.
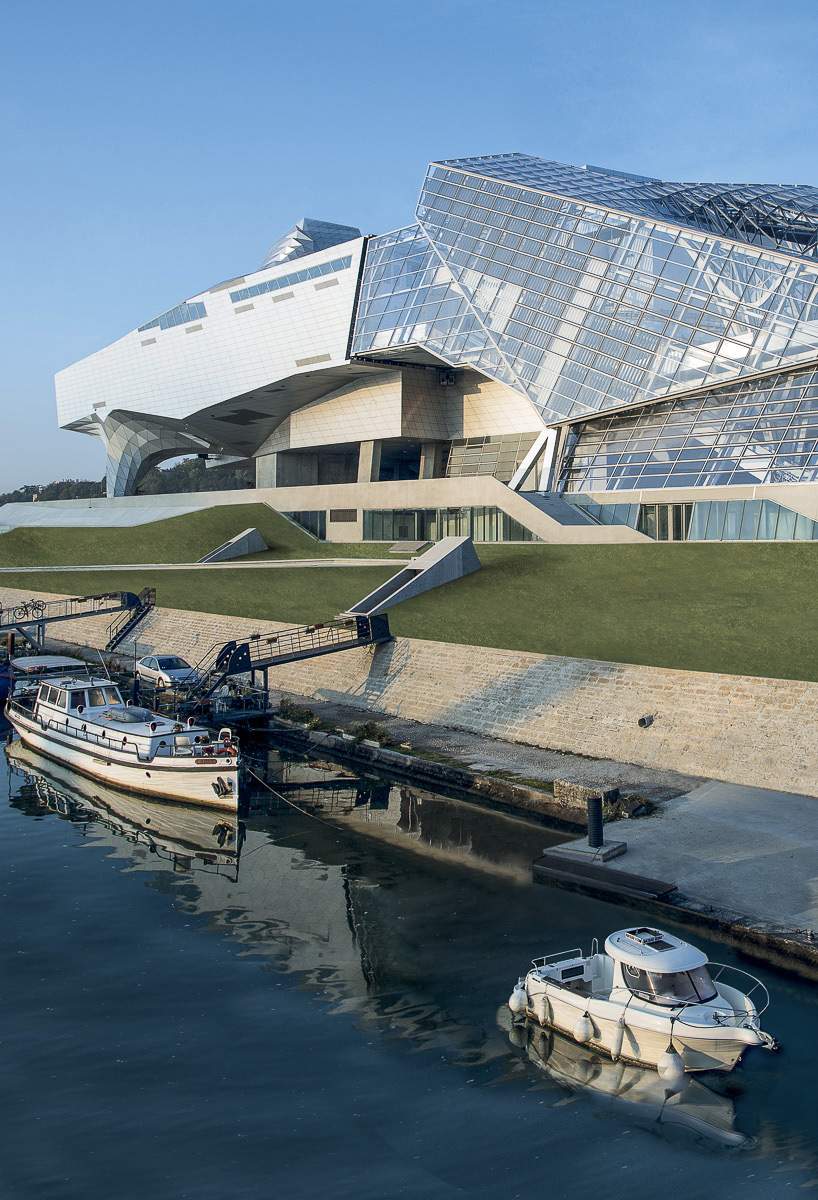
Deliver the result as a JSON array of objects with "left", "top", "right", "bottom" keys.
[
  {"left": 179, "top": 613, "right": 392, "bottom": 705},
  {"left": 0, "top": 588, "right": 156, "bottom": 651}
]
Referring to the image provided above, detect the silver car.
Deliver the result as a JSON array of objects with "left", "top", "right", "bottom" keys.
[{"left": 136, "top": 654, "right": 200, "bottom": 688}]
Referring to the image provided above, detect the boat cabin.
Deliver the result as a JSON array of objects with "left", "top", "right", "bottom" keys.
[
  {"left": 531, "top": 926, "right": 719, "bottom": 1010},
  {"left": 30, "top": 674, "right": 229, "bottom": 762},
  {"left": 605, "top": 927, "right": 718, "bottom": 1008}
]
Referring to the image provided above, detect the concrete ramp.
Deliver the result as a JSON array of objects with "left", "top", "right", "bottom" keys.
[
  {"left": 348, "top": 536, "right": 481, "bottom": 616},
  {"left": 198, "top": 527, "right": 268, "bottom": 563}
]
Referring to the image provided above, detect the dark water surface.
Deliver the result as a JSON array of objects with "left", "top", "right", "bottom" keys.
[{"left": 2, "top": 737, "right": 817, "bottom": 1199}]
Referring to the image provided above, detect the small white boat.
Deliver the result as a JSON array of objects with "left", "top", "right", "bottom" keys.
[
  {"left": 5, "top": 673, "right": 240, "bottom": 809},
  {"left": 508, "top": 926, "right": 776, "bottom": 1079}
]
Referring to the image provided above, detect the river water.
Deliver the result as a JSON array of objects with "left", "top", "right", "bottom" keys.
[{"left": 2, "top": 735, "right": 817, "bottom": 1199}]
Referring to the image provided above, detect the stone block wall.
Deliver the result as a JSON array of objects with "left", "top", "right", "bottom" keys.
[{"left": 2, "top": 584, "right": 815, "bottom": 797}]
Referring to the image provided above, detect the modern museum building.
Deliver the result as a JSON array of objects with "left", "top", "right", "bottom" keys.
[{"left": 54, "top": 153, "right": 818, "bottom": 543}]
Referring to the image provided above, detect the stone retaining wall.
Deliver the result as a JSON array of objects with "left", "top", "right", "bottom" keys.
[{"left": 2, "top": 584, "right": 815, "bottom": 797}]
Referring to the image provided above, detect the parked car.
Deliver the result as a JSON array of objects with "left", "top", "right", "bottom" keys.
[{"left": 136, "top": 654, "right": 200, "bottom": 688}]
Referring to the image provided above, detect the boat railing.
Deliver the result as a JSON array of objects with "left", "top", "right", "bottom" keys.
[
  {"left": 708, "top": 961, "right": 770, "bottom": 1020},
  {"left": 8, "top": 699, "right": 239, "bottom": 766},
  {"left": 531, "top": 940, "right": 598, "bottom": 972}
]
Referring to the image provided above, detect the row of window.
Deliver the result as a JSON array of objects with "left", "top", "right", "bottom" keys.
[
  {"left": 230, "top": 255, "right": 352, "bottom": 304},
  {"left": 362, "top": 506, "right": 540, "bottom": 543},
  {"left": 40, "top": 683, "right": 121, "bottom": 710},
  {"left": 138, "top": 300, "right": 207, "bottom": 333},
  {"left": 570, "top": 496, "right": 818, "bottom": 542}
]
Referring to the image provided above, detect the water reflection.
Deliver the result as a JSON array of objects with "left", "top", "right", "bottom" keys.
[
  {"left": 8, "top": 741, "right": 241, "bottom": 878},
  {"left": 498, "top": 1007, "right": 748, "bottom": 1149},
  {"left": 6, "top": 736, "right": 818, "bottom": 1192},
  {"left": 248, "top": 746, "right": 558, "bottom": 880}
]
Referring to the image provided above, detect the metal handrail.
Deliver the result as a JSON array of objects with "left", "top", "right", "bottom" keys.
[
  {"left": 708, "top": 961, "right": 770, "bottom": 1019},
  {"left": 531, "top": 948, "right": 584, "bottom": 970},
  {"left": 7, "top": 700, "right": 240, "bottom": 764}
]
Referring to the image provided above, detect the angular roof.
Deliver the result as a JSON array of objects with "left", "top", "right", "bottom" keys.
[
  {"left": 260, "top": 217, "right": 361, "bottom": 269},
  {"left": 437, "top": 153, "right": 818, "bottom": 259}
]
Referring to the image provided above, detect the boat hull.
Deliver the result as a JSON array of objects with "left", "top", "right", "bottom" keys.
[
  {"left": 525, "top": 979, "right": 761, "bottom": 1073},
  {"left": 6, "top": 709, "right": 239, "bottom": 810}
]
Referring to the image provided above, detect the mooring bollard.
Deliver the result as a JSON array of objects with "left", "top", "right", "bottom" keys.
[{"left": 587, "top": 795, "right": 603, "bottom": 849}]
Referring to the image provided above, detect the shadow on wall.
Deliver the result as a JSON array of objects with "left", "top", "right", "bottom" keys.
[{"left": 305, "top": 635, "right": 817, "bottom": 793}]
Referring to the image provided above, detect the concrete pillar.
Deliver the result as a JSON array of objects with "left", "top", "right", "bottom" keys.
[
  {"left": 358, "top": 440, "right": 382, "bottom": 483},
  {"left": 419, "top": 441, "right": 441, "bottom": 479}
]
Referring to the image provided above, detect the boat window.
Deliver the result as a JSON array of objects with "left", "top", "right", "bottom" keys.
[
  {"left": 87, "top": 687, "right": 107, "bottom": 706},
  {"left": 103, "top": 686, "right": 122, "bottom": 704},
  {"left": 623, "top": 964, "right": 716, "bottom": 1006},
  {"left": 68, "top": 690, "right": 87, "bottom": 710},
  {"left": 51, "top": 688, "right": 67, "bottom": 709}
]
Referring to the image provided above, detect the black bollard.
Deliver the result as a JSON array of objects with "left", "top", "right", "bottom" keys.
[{"left": 587, "top": 795, "right": 604, "bottom": 848}]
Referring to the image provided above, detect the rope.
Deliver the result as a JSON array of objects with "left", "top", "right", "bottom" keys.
[{"left": 246, "top": 766, "right": 341, "bottom": 830}]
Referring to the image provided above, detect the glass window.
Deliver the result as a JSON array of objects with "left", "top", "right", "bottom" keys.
[
  {"left": 739, "top": 500, "right": 762, "bottom": 540},
  {"left": 87, "top": 687, "right": 107, "bottom": 707},
  {"left": 623, "top": 963, "right": 717, "bottom": 1006},
  {"left": 104, "top": 686, "right": 123, "bottom": 705},
  {"left": 69, "top": 690, "right": 87, "bottom": 710},
  {"left": 723, "top": 500, "right": 744, "bottom": 540}
]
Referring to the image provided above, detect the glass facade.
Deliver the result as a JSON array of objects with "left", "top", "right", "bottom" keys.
[
  {"left": 229, "top": 255, "right": 352, "bottom": 303},
  {"left": 362, "top": 507, "right": 540, "bottom": 543},
  {"left": 352, "top": 154, "right": 818, "bottom": 435},
  {"left": 445, "top": 433, "right": 539, "bottom": 482},
  {"left": 568, "top": 495, "right": 818, "bottom": 541},
  {"left": 560, "top": 363, "right": 818, "bottom": 491},
  {"left": 138, "top": 300, "right": 207, "bottom": 333}
]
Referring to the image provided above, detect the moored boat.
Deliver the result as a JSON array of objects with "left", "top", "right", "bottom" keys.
[
  {"left": 5, "top": 672, "right": 240, "bottom": 809},
  {"left": 508, "top": 926, "right": 776, "bottom": 1079}
]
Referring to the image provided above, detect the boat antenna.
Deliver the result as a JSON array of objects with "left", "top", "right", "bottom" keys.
[{"left": 96, "top": 649, "right": 112, "bottom": 681}]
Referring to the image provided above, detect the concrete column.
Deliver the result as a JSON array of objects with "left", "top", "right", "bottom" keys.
[
  {"left": 358, "top": 440, "right": 382, "bottom": 483},
  {"left": 419, "top": 441, "right": 442, "bottom": 479}
]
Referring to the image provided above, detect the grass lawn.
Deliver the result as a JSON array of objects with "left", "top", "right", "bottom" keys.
[
  {"left": 2, "top": 541, "right": 817, "bottom": 680},
  {"left": 0, "top": 504, "right": 392, "bottom": 566}
]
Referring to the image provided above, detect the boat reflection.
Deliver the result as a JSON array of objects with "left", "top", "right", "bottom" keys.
[
  {"left": 498, "top": 1007, "right": 749, "bottom": 1148},
  {"left": 6, "top": 741, "right": 242, "bottom": 879}
]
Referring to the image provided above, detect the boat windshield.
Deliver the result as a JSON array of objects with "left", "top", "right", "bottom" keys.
[{"left": 623, "top": 963, "right": 717, "bottom": 1006}]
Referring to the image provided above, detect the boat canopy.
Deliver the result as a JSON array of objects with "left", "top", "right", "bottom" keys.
[
  {"left": 605, "top": 927, "right": 708, "bottom": 974},
  {"left": 11, "top": 655, "right": 86, "bottom": 674}
]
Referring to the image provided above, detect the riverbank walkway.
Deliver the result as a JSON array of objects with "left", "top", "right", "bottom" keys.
[{"left": 602, "top": 780, "right": 818, "bottom": 930}]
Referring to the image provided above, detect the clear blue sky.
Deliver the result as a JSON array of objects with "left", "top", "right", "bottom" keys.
[{"left": 2, "top": 0, "right": 818, "bottom": 489}]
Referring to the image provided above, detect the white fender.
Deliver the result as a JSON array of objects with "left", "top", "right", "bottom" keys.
[
  {"left": 657, "top": 1046, "right": 686, "bottom": 1089},
  {"left": 508, "top": 981, "right": 527, "bottom": 1016},
  {"left": 610, "top": 1016, "right": 626, "bottom": 1061},
  {"left": 533, "top": 992, "right": 549, "bottom": 1026},
  {"left": 573, "top": 1013, "right": 593, "bottom": 1044}
]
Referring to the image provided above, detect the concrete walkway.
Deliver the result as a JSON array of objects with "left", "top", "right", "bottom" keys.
[
  {"left": 604, "top": 781, "right": 818, "bottom": 928},
  {"left": 0, "top": 558, "right": 403, "bottom": 572}
]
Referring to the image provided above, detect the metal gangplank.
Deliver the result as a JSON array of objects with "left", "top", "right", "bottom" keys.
[
  {"left": 0, "top": 588, "right": 156, "bottom": 651},
  {"left": 181, "top": 613, "right": 392, "bottom": 705}
]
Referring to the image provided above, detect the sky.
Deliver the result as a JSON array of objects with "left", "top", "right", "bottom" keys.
[{"left": 2, "top": 0, "right": 818, "bottom": 490}]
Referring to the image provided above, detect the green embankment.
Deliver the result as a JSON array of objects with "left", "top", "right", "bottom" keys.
[
  {"left": 2, "top": 538, "right": 817, "bottom": 680},
  {"left": 0, "top": 505, "right": 389, "bottom": 565}
]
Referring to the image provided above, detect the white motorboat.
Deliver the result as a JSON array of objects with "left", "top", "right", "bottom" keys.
[
  {"left": 5, "top": 673, "right": 240, "bottom": 809},
  {"left": 508, "top": 926, "right": 776, "bottom": 1079}
]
